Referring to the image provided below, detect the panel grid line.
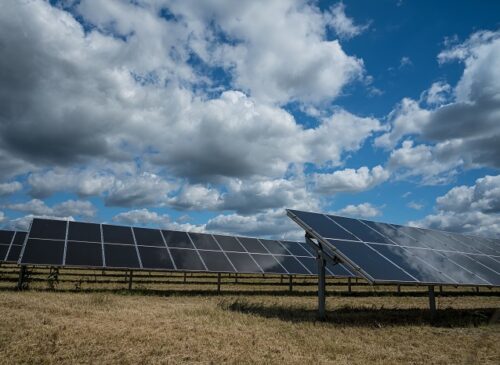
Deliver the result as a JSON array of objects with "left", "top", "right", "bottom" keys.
[
  {"left": 3, "top": 231, "right": 16, "bottom": 262},
  {"left": 130, "top": 227, "right": 143, "bottom": 269},
  {"left": 159, "top": 229, "right": 178, "bottom": 271},
  {"left": 256, "top": 239, "right": 290, "bottom": 274},
  {"left": 210, "top": 234, "right": 238, "bottom": 272},
  {"left": 234, "top": 236, "right": 264, "bottom": 273},
  {"left": 18, "top": 220, "right": 33, "bottom": 265},
  {"left": 277, "top": 240, "right": 313, "bottom": 275},
  {"left": 100, "top": 224, "right": 106, "bottom": 267},
  {"left": 62, "top": 220, "right": 69, "bottom": 266},
  {"left": 186, "top": 232, "right": 209, "bottom": 272}
]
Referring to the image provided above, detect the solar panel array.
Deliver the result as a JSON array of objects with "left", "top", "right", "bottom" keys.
[
  {"left": 0, "top": 230, "right": 27, "bottom": 263},
  {"left": 18, "top": 218, "right": 358, "bottom": 277},
  {"left": 287, "top": 209, "right": 500, "bottom": 287}
]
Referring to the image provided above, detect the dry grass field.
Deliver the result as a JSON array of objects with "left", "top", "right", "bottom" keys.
[{"left": 0, "top": 267, "right": 499, "bottom": 364}]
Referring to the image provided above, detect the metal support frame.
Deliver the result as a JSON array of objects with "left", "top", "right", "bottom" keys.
[
  {"left": 289, "top": 275, "right": 293, "bottom": 292},
  {"left": 348, "top": 277, "right": 352, "bottom": 293},
  {"left": 428, "top": 285, "right": 436, "bottom": 319},
  {"left": 217, "top": 272, "right": 221, "bottom": 294},
  {"left": 17, "top": 265, "right": 28, "bottom": 290},
  {"left": 318, "top": 253, "right": 326, "bottom": 320},
  {"left": 47, "top": 267, "right": 59, "bottom": 289},
  {"left": 306, "top": 233, "right": 327, "bottom": 320}
]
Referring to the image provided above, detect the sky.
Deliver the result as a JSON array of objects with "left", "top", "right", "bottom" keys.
[{"left": 0, "top": 0, "right": 499, "bottom": 239}]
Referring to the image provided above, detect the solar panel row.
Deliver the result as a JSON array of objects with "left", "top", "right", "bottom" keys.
[
  {"left": 0, "top": 230, "right": 27, "bottom": 263},
  {"left": 288, "top": 209, "right": 500, "bottom": 287},
  {"left": 18, "top": 218, "right": 357, "bottom": 277}
]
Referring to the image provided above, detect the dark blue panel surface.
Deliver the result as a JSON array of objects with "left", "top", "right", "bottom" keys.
[
  {"left": 259, "top": 240, "right": 288, "bottom": 255},
  {"left": 163, "top": 231, "right": 194, "bottom": 249},
  {"left": 102, "top": 225, "right": 135, "bottom": 245},
  {"left": 330, "top": 216, "right": 394, "bottom": 244},
  {"left": 138, "top": 246, "right": 174, "bottom": 270},
  {"left": 68, "top": 222, "right": 101, "bottom": 243},
  {"left": 21, "top": 239, "right": 65, "bottom": 265},
  {"left": 104, "top": 244, "right": 140, "bottom": 268},
  {"left": 274, "top": 255, "right": 310, "bottom": 274},
  {"left": 189, "top": 233, "right": 221, "bottom": 251},
  {"left": 133, "top": 228, "right": 165, "bottom": 247},
  {"left": 66, "top": 241, "right": 103, "bottom": 267},
  {"left": 238, "top": 237, "right": 268, "bottom": 254},
  {"left": 30, "top": 219, "right": 67, "bottom": 240},
  {"left": 280, "top": 241, "right": 313, "bottom": 257},
  {"left": 169, "top": 248, "right": 205, "bottom": 271},
  {"left": 0, "top": 230, "right": 14, "bottom": 244},
  {"left": 198, "top": 251, "right": 235, "bottom": 272},
  {"left": 213, "top": 235, "right": 246, "bottom": 252},
  {"left": 251, "top": 254, "right": 287, "bottom": 274},
  {"left": 225, "top": 252, "right": 262, "bottom": 273},
  {"left": 367, "top": 244, "right": 451, "bottom": 284},
  {"left": 289, "top": 210, "right": 358, "bottom": 241},
  {"left": 326, "top": 240, "right": 417, "bottom": 283}
]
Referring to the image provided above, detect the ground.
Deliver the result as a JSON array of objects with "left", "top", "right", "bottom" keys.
[{"left": 0, "top": 277, "right": 499, "bottom": 364}]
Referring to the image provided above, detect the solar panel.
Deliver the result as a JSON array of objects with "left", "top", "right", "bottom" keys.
[
  {"left": 18, "top": 218, "right": 358, "bottom": 277},
  {"left": 287, "top": 209, "right": 500, "bottom": 287},
  {"left": 0, "top": 230, "right": 27, "bottom": 263}
]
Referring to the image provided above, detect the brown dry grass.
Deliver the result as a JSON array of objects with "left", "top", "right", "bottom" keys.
[{"left": 0, "top": 287, "right": 499, "bottom": 365}]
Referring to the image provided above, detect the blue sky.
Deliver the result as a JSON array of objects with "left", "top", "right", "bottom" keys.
[{"left": 0, "top": 0, "right": 499, "bottom": 238}]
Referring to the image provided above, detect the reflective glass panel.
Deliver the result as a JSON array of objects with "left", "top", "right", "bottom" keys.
[
  {"left": 198, "top": 251, "right": 235, "bottom": 272},
  {"left": 68, "top": 222, "right": 101, "bottom": 242},
  {"left": 104, "top": 244, "right": 140, "bottom": 268},
  {"left": 404, "top": 247, "right": 489, "bottom": 285},
  {"left": 138, "top": 246, "right": 174, "bottom": 270},
  {"left": 30, "top": 219, "right": 67, "bottom": 240},
  {"left": 65, "top": 241, "right": 103, "bottom": 267},
  {"left": 368, "top": 243, "right": 460, "bottom": 285},
  {"left": 21, "top": 239, "right": 65, "bottom": 265},
  {"left": 238, "top": 237, "right": 268, "bottom": 254},
  {"left": 326, "top": 262, "right": 355, "bottom": 277},
  {"left": 213, "top": 235, "right": 246, "bottom": 252},
  {"left": 102, "top": 225, "right": 134, "bottom": 245},
  {"left": 259, "top": 240, "right": 288, "bottom": 255},
  {"left": 280, "top": 241, "right": 312, "bottom": 257},
  {"left": 274, "top": 255, "right": 310, "bottom": 274},
  {"left": 330, "top": 216, "right": 394, "bottom": 244},
  {"left": 6, "top": 245, "right": 22, "bottom": 262},
  {"left": 13, "top": 232, "right": 27, "bottom": 245},
  {"left": 326, "top": 240, "right": 417, "bottom": 283},
  {"left": 0, "top": 245, "right": 8, "bottom": 260},
  {"left": 189, "top": 233, "right": 221, "bottom": 251},
  {"left": 225, "top": 252, "right": 262, "bottom": 273},
  {"left": 162, "top": 231, "right": 194, "bottom": 249},
  {"left": 0, "top": 230, "right": 14, "bottom": 244},
  {"left": 251, "top": 254, "right": 287, "bottom": 274},
  {"left": 444, "top": 252, "right": 500, "bottom": 286},
  {"left": 169, "top": 249, "right": 205, "bottom": 271},
  {"left": 133, "top": 228, "right": 165, "bottom": 247},
  {"left": 289, "top": 210, "right": 358, "bottom": 241},
  {"left": 469, "top": 255, "right": 500, "bottom": 274}
]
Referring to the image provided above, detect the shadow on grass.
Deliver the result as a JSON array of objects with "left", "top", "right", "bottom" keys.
[
  {"left": 1, "top": 285, "right": 500, "bottom": 299},
  {"left": 218, "top": 298, "right": 500, "bottom": 328}
]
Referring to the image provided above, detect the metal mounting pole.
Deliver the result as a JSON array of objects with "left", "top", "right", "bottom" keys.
[
  {"left": 428, "top": 285, "right": 436, "bottom": 319},
  {"left": 217, "top": 272, "right": 221, "bottom": 294},
  {"left": 318, "top": 253, "right": 326, "bottom": 320},
  {"left": 348, "top": 277, "right": 352, "bottom": 293},
  {"left": 289, "top": 275, "right": 293, "bottom": 292},
  {"left": 17, "top": 265, "right": 27, "bottom": 290}
]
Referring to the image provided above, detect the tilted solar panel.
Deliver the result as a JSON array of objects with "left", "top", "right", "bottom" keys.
[
  {"left": 0, "top": 230, "right": 27, "bottom": 263},
  {"left": 287, "top": 209, "right": 500, "bottom": 287},
  {"left": 18, "top": 218, "right": 358, "bottom": 277}
]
